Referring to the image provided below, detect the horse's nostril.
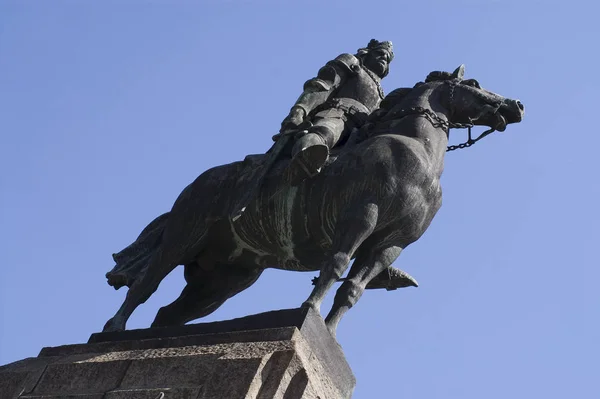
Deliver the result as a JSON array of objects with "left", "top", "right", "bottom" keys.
[{"left": 516, "top": 100, "right": 524, "bottom": 111}]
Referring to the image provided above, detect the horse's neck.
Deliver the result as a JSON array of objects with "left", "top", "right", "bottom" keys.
[
  {"left": 347, "top": 85, "right": 451, "bottom": 152},
  {"left": 399, "top": 86, "right": 448, "bottom": 119},
  {"left": 377, "top": 87, "right": 449, "bottom": 167}
]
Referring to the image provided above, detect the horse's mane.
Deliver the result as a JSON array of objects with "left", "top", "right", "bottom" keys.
[
  {"left": 379, "top": 70, "right": 456, "bottom": 112},
  {"left": 380, "top": 87, "right": 413, "bottom": 111},
  {"left": 424, "top": 70, "right": 455, "bottom": 82}
]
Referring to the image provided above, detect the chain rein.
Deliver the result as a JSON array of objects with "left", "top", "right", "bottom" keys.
[
  {"left": 389, "top": 106, "right": 489, "bottom": 152},
  {"left": 445, "top": 80, "right": 473, "bottom": 152},
  {"left": 393, "top": 81, "right": 497, "bottom": 152}
]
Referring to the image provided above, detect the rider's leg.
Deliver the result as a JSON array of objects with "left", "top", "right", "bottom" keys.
[{"left": 287, "top": 117, "right": 345, "bottom": 185}]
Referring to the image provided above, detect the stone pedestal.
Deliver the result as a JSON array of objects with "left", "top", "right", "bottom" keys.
[{"left": 0, "top": 308, "right": 355, "bottom": 398}]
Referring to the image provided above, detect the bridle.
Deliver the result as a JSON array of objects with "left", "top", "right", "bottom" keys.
[
  {"left": 445, "top": 80, "right": 499, "bottom": 151},
  {"left": 392, "top": 80, "right": 499, "bottom": 152}
]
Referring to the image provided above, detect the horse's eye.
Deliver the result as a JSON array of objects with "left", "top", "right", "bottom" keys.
[{"left": 463, "top": 79, "right": 481, "bottom": 89}]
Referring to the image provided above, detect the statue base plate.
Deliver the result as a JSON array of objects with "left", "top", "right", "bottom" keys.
[{"left": 0, "top": 308, "right": 355, "bottom": 399}]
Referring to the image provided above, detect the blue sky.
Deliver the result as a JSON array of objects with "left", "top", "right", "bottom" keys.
[{"left": 0, "top": 1, "right": 598, "bottom": 398}]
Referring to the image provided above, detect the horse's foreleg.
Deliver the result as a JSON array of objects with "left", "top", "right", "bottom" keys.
[
  {"left": 325, "top": 245, "right": 402, "bottom": 336},
  {"left": 302, "top": 202, "right": 378, "bottom": 313}
]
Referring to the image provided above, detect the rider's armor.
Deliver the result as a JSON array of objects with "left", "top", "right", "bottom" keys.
[{"left": 281, "top": 42, "right": 393, "bottom": 184}]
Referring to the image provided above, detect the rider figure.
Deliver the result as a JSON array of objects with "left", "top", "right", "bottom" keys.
[{"left": 278, "top": 39, "right": 394, "bottom": 184}]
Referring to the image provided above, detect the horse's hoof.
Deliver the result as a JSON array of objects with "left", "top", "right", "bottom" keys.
[
  {"left": 327, "top": 327, "right": 338, "bottom": 340},
  {"left": 102, "top": 318, "right": 124, "bottom": 333},
  {"left": 300, "top": 301, "right": 320, "bottom": 313},
  {"left": 151, "top": 308, "right": 172, "bottom": 328}
]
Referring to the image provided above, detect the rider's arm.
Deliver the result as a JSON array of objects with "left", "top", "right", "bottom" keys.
[{"left": 281, "top": 53, "right": 358, "bottom": 130}]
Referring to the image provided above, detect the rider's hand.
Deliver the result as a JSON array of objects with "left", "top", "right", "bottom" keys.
[{"left": 281, "top": 107, "right": 305, "bottom": 131}]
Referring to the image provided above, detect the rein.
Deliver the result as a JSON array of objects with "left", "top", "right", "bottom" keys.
[
  {"left": 386, "top": 106, "right": 496, "bottom": 152},
  {"left": 390, "top": 79, "right": 498, "bottom": 152},
  {"left": 447, "top": 125, "right": 496, "bottom": 152}
]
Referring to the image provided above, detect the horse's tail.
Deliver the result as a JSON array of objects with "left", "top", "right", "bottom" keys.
[{"left": 106, "top": 212, "right": 170, "bottom": 289}]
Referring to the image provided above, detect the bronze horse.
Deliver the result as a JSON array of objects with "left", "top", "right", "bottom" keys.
[{"left": 103, "top": 65, "right": 524, "bottom": 336}]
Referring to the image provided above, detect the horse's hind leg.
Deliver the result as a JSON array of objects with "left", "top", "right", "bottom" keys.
[
  {"left": 325, "top": 245, "right": 402, "bottom": 336},
  {"left": 102, "top": 248, "right": 179, "bottom": 332},
  {"left": 151, "top": 263, "right": 263, "bottom": 327},
  {"left": 302, "top": 202, "right": 378, "bottom": 313}
]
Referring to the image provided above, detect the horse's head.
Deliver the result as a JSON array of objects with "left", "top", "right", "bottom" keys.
[
  {"left": 359, "top": 65, "right": 524, "bottom": 151},
  {"left": 426, "top": 65, "right": 524, "bottom": 132}
]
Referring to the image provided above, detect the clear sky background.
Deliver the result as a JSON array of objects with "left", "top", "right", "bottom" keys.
[{"left": 0, "top": 1, "right": 598, "bottom": 398}]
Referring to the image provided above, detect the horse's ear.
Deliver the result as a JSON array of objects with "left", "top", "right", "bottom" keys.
[{"left": 451, "top": 64, "right": 465, "bottom": 80}]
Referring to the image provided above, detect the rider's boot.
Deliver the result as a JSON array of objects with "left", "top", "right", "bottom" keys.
[{"left": 286, "top": 132, "right": 330, "bottom": 186}]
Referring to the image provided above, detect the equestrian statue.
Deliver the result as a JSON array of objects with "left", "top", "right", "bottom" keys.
[{"left": 103, "top": 39, "right": 525, "bottom": 337}]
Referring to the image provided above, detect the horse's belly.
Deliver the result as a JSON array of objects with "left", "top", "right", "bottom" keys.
[{"left": 228, "top": 185, "right": 322, "bottom": 271}]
